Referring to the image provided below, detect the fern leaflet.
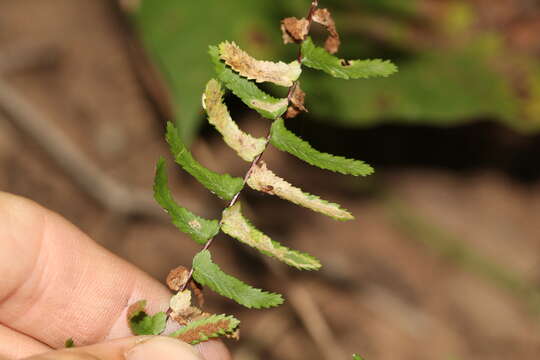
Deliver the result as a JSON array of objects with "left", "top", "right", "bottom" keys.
[
  {"left": 271, "top": 118, "right": 374, "bottom": 176},
  {"left": 247, "top": 161, "right": 354, "bottom": 221},
  {"left": 222, "top": 202, "right": 321, "bottom": 270},
  {"left": 192, "top": 250, "right": 284, "bottom": 309},
  {"left": 209, "top": 46, "right": 288, "bottom": 120},
  {"left": 219, "top": 41, "right": 301, "bottom": 87},
  {"left": 154, "top": 158, "right": 220, "bottom": 244},
  {"left": 166, "top": 122, "right": 244, "bottom": 201},
  {"left": 301, "top": 37, "right": 397, "bottom": 80}
]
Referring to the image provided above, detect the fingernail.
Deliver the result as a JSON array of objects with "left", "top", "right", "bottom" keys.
[{"left": 126, "top": 337, "right": 202, "bottom": 360}]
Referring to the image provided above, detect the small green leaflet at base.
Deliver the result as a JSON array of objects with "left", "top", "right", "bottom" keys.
[
  {"left": 247, "top": 161, "right": 354, "bottom": 221},
  {"left": 352, "top": 354, "right": 364, "bottom": 360},
  {"left": 127, "top": 300, "right": 167, "bottom": 336},
  {"left": 222, "top": 202, "right": 321, "bottom": 270},
  {"left": 204, "top": 79, "right": 266, "bottom": 162},
  {"left": 169, "top": 314, "right": 240, "bottom": 344},
  {"left": 193, "top": 250, "right": 284, "bottom": 309},
  {"left": 154, "top": 158, "right": 220, "bottom": 244},
  {"left": 165, "top": 122, "right": 244, "bottom": 201},
  {"left": 270, "top": 118, "right": 374, "bottom": 176},
  {"left": 209, "top": 46, "right": 288, "bottom": 120},
  {"left": 301, "top": 37, "right": 397, "bottom": 80},
  {"left": 64, "top": 338, "right": 75, "bottom": 348}
]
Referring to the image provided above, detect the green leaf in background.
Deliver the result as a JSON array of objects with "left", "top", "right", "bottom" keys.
[
  {"left": 192, "top": 250, "right": 284, "bottom": 309},
  {"left": 135, "top": 0, "right": 540, "bottom": 135},
  {"left": 302, "top": 43, "right": 520, "bottom": 129},
  {"left": 222, "top": 202, "right": 321, "bottom": 270},
  {"left": 270, "top": 118, "right": 374, "bottom": 176},
  {"left": 153, "top": 158, "right": 221, "bottom": 244},
  {"left": 209, "top": 46, "right": 288, "bottom": 120},
  {"left": 127, "top": 300, "right": 167, "bottom": 336},
  {"left": 169, "top": 314, "right": 240, "bottom": 344},
  {"left": 134, "top": 0, "right": 277, "bottom": 142},
  {"left": 301, "top": 37, "right": 398, "bottom": 80},
  {"left": 352, "top": 354, "right": 364, "bottom": 360},
  {"left": 165, "top": 122, "right": 244, "bottom": 201}
]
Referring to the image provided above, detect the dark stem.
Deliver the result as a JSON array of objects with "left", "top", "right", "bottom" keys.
[{"left": 168, "top": 0, "right": 321, "bottom": 317}]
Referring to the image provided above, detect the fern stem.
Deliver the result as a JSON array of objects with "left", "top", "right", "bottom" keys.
[{"left": 169, "top": 0, "right": 322, "bottom": 315}]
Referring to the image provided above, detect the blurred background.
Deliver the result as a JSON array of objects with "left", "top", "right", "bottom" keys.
[{"left": 1, "top": 0, "right": 540, "bottom": 359}]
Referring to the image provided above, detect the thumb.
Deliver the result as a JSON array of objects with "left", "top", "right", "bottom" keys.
[{"left": 22, "top": 336, "right": 203, "bottom": 360}]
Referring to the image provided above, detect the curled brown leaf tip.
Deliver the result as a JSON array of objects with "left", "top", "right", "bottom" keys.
[
  {"left": 166, "top": 266, "right": 190, "bottom": 291},
  {"left": 286, "top": 83, "right": 308, "bottom": 119},
  {"left": 281, "top": 17, "right": 309, "bottom": 44},
  {"left": 312, "top": 8, "right": 341, "bottom": 54}
]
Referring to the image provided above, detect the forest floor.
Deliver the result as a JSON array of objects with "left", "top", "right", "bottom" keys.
[{"left": 0, "top": 1, "right": 539, "bottom": 359}]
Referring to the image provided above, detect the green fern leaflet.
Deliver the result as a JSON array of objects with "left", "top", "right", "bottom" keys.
[
  {"left": 301, "top": 37, "right": 397, "bottom": 80},
  {"left": 165, "top": 122, "right": 244, "bottom": 201},
  {"left": 192, "top": 250, "right": 284, "bottom": 309},
  {"left": 271, "top": 118, "right": 374, "bottom": 176},
  {"left": 154, "top": 158, "right": 221, "bottom": 244}
]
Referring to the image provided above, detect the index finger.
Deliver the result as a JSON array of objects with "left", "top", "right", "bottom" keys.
[{"left": 0, "top": 192, "right": 231, "bottom": 360}]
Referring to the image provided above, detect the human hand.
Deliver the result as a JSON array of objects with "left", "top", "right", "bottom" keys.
[{"left": 0, "top": 192, "right": 230, "bottom": 360}]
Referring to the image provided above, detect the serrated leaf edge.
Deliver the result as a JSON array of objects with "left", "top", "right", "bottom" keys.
[
  {"left": 222, "top": 202, "right": 321, "bottom": 270},
  {"left": 247, "top": 161, "right": 354, "bottom": 221},
  {"left": 203, "top": 79, "right": 266, "bottom": 162},
  {"left": 193, "top": 250, "right": 284, "bottom": 309},
  {"left": 270, "top": 118, "right": 374, "bottom": 176},
  {"left": 169, "top": 314, "right": 240, "bottom": 345},
  {"left": 165, "top": 122, "right": 244, "bottom": 201},
  {"left": 219, "top": 41, "right": 301, "bottom": 87}
]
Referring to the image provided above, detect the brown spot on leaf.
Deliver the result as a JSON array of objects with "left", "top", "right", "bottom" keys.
[
  {"left": 175, "top": 318, "right": 235, "bottom": 344},
  {"left": 312, "top": 8, "right": 341, "bottom": 54},
  {"left": 281, "top": 17, "right": 309, "bottom": 44},
  {"left": 171, "top": 307, "right": 207, "bottom": 326},
  {"left": 188, "top": 219, "right": 202, "bottom": 230}
]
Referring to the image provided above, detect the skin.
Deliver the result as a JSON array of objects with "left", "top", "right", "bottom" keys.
[{"left": 0, "top": 192, "right": 231, "bottom": 360}]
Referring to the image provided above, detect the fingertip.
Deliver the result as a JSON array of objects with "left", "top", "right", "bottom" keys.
[{"left": 195, "top": 340, "right": 232, "bottom": 360}]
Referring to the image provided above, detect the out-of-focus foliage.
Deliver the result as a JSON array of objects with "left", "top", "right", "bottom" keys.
[
  {"left": 134, "top": 0, "right": 279, "bottom": 142},
  {"left": 133, "top": 0, "right": 540, "bottom": 136}
]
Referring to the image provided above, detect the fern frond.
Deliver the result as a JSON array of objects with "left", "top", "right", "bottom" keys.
[
  {"left": 204, "top": 79, "right": 266, "bottom": 161},
  {"left": 219, "top": 41, "right": 301, "bottom": 87},
  {"left": 247, "top": 161, "right": 354, "bottom": 221},
  {"left": 169, "top": 314, "right": 240, "bottom": 345},
  {"left": 301, "top": 37, "right": 397, "bottom": 79},
  {"left": 209, "top": 46, "right": 288, "bottom": 120},
  {"left": 222, "top": 202, "right": 321, "bottom": 270},
  {"left": 270, "top": 118, "right": 374, "bottom": 176},
  {"left": 166, "top": 122, "right": 244, "bottom": 201},
  {"left": 154, "top": 158, "right": 220, "bottom": 244},
  {"left": 192, "top": 250, "right": 284, "bottom": 309}
]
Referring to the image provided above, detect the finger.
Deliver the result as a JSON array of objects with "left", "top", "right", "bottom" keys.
[
  {"left": 195, "top": 341, "right": 231, "bottom": 360},
  {"left": 0, "top": 192, "right": 171, "bottom": 346},
  {"left": 0, "top": 324, "right": 50, "bottom": 359},
  {"left": 23, "top": 336, "right": 203, "bottom": 360}
]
